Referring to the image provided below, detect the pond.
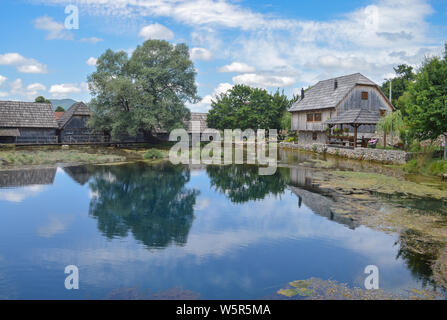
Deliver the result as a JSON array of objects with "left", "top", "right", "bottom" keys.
[{"left": 0, "top": 151, "right": 446, "bottom": 299}]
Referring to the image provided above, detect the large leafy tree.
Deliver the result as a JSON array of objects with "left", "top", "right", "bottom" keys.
[
  {"left": 405, "top": 44, "right": 447, "bottom": 159},
  {"left": 206, "top": 85, "right": 290, "bottom": 131},
  {"left": 381, "top": 64, "right": 416, "bottom": 110},
  {"left": 87, "top": 40, "right": 199, "bottom": 138}
]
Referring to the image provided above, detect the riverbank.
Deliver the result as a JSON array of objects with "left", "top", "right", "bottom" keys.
[
  {"left": 0, "top": 146, "right": 169, "bottom": 170},
  {"left": 280, "top": 142, "right": 412, "bottom": 165}
]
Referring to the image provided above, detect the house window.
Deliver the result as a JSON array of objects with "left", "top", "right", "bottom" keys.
[
  {"left": 314, "top": 113, "right": 322, "bottom": 122},
  {"left": 307, "top": 114, "right": 314, "bottom": 122},
  {"left": 361, "top": 91, "right": 369, "bottom": 100},
  {"left": 312, "top": 132, "right": 318, "bottom": 141}
]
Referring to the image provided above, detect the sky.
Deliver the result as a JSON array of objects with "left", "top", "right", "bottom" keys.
[{"left": 0, "top": 0, "right": 446, "bottom": 112}]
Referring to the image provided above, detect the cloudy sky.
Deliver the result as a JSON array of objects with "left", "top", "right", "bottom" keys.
[{"left": 0, "top": 0, "right": 446, "bottom": 112}]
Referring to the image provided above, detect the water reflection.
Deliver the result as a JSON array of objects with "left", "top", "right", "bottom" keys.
[
  {"left": 288, "top": 167, "right": 359, "bottom": 229},
  {"left": 0, "top": 167, "right": 56, "bottom": 188},
  {"left": 0, "top": 167, "right": 56, "bottom": 202},
  {"left": 88, "top": 163, "right": 199, "bottom": 249},
  {"left": 0, "top": 156, "right": 446, "bottom": 297},
  {"left": 206, "top": 165, "right": 289, "bottom": 203}
]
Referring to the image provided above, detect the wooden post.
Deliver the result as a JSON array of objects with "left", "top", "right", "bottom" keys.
[
  {"left": 444, "top": 134, "right": 447, "bottom": 160},
  {"left": 353, "top": 125, "right": 358, "bottom": 148}
]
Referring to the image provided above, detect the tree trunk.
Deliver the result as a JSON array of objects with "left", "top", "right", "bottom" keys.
[
  {"left": 444, "top": 134, "right": 447, "bottom": 160},
  {"left": 383, "top": 132, "right": 387, "bottom": 148}
]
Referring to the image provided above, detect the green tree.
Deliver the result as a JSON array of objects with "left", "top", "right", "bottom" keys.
[
  {"left": 207, "top": 85, "right": 290, "bottom": 131},
  {"left": 87, "top": 40, "right": 199, "bottom": 138},
  {"left": 377, "top": 110, "right": 405, "bottom": 148},
  {"left": 34, "top": 96, "right": 51, "bottom": 103},
  {"left": 381, "top": 64, "right": 416, "bottom": 109},
  {"left": 405, "top": 44, "right": 447, "bottom": 159},
  {"left": 55, "top": 106, "right": 65, "bottom": 112}
]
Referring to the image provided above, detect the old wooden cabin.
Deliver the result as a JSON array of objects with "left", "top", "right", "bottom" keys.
[{"left": 289, "top": 73, "right": 393, "bottom": 148}]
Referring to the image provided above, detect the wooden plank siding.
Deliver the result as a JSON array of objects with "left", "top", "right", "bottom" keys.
[{"left": 292, "top": 109, "right": 333, "bottom": 132}]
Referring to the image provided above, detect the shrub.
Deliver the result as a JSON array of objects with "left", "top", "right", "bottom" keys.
[
  {"left": 403, "top": 159, "right": 419, "bottom": 174},
  {"left": 312, "top": 145, "right": 318, "bottom": 152},
  {"left": 143, "top": 149, "right": 164, "bottom": 160},
  {"left": 428, "top": 160, "right": 447, "bottom": 176}
]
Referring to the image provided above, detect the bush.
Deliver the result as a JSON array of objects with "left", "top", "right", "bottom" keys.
[
  {"left": 143, "top": 149, "right": 164, "bottom": 160},
  {"left": 428, "top": 160, "right": 447, "bottom": 176}
]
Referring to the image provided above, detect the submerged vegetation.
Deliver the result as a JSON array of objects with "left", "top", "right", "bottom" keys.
[{"left": 277, "top": 278, "right": 442, "bottom": 300}]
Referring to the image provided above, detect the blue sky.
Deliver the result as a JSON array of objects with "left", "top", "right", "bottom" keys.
[{"left": 0, "top": 0, "right": 446, "bottom": 112}]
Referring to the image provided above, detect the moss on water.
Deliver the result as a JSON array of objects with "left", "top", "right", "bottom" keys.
[
  {"left": 328, "top": 171, "right": 447, "bottom": 200},
  {"left": 277, "top": 278, "right": 442, "bottom": 300}
]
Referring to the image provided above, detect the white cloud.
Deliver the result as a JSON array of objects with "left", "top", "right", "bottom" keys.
[
  {"left": 27, "top": 83, "right": 46, "bottom": 92},
  {"left": 233, "top": 73, "right": 295, "bottom": 88},
  {"left": 218, "top": 62, "right": 255, "bottom": 73},
  {"left": 188, "top": 82, "right": 233, "bottom": 112},
  {"left": 138, "top": 23, "right": 174, "bottom": 40},
  {"left": 37, "top": 0, "right": 442, "bottom": 90},
  {"left": 190, "top": 48, "right": 212, "bottom": 61},
  {"left": 80, "top": 37, "right": 103, "bottom": 44},
  {"left": 0, "top": 92, "right": 8, "bottom": 98},
  {"left": 86, "top": 57, "right": 98, "bottom": 66},
  {"left": 0, "top": 53, "right": 47, "bottom": 74},
  {"left": 49, "top": 83, "right": 86, "bottom": 98},
  {"left": 0, "top": 75, "right": 7, "bottom": 86},
  {"left": 33, "top": 16, "right": 74, "bottom": 40},
  {"left": 6, "top": 79, "right": 47, "bottom": 100}
]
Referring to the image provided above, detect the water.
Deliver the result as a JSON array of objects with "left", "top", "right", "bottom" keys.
[{"left": 0, "top": 156, "right": 444, "bottom": 299}]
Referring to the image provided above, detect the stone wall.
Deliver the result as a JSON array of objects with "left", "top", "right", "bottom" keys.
[
  {"left": 298, "top": 131, "right": 328, "bottom": 144},
  {"left": 280, "top": 142, "right": 412, "bottom": 165}
]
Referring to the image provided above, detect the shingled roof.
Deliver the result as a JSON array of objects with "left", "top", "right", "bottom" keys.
[
  {"left": 188, "top": 113, "right": 210, "bottom": 133},
  {"left": 325, "top": 109, "right": 381, "bottom": 125},
  {"left": 0, "top": 101, "right": 58, "bottom": 128},
  {"left": 289, "top": 73, "right": 377, "bottom": 112},
  {"left": 58, "top": 102, "right": 91, "bottom": 128}
]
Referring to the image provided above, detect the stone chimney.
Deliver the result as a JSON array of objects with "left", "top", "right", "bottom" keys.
[
  {"left": 301, "top": 88, "right": 305, "bottom": 99},
  {"left": 334, "top": 79, "right": 338, "bottom": 90}
]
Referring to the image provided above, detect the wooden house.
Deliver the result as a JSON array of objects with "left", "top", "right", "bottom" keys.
[
  {"left": 289, "top": 73, "right": 393, "bottom": 146},
  {"left": 57, "top": 102, "right": 105, "bottom": 143},
  {"left": 0, "top": 100, "right": 58, "bottom": 144},
  {"left": 187, "top": 113, "right": 219, "bottom": 141}
]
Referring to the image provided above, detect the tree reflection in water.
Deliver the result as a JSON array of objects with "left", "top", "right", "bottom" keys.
[
  {"left": 206, "top": 165, "right": 289, "bottom": 203},
  {"left": 88, "top": 163, "right": 199, "bottom": 249}
]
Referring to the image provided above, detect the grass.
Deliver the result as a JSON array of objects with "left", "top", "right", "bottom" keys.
[
  {"left": 0, "top": 148, "right": 126, "bottom": 168},
  {"left": 404, "top": 158, "right": 447, "bottom": 177},
  {"left": 143, "top": 149, "right": 166, "bottom": 160}
]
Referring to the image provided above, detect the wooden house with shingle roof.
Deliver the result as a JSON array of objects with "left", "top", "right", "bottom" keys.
[
  {"left": 0, "top": 100, "right": 58, "bottom": 144},
  {"left": 57, "top": 102, "right": 105, "bottom": 143},
  {"left": 289, "top": 73, "right": 393, "bottom": 146}
]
